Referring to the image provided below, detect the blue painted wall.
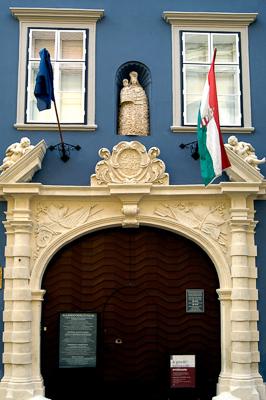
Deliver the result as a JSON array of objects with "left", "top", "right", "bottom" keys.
[
  {"left": 1, "top": 0, "right": 266, "bottom": 381},
  {"left": 1, "top": 0, "right": 265, "bottom": 186}
]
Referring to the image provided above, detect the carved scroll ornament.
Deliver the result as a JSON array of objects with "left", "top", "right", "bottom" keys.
[{"left": 90, "top": 141, "right": 169, "bottom": 185}]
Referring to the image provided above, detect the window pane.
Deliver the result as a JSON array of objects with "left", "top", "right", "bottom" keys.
[
  {"left": 183, "top": 64, "right": 208, "bottom": 95},
  {"left": 59, "top": 92, "right": 84, "bottom": 122},
  {"left": 218, "top": 95, "right": 241, "bottom": 126},
  {"left": 27, "top": 62, "right": 56, "bottom": 122},
  {"left": 59, "top": 31, "right": 84, "bottom": 60},
  {"left": 183, "top": 64, "right": 241, "bottom": 126},
  {"left": 183, "top": 65, "right": 209, "bottom": 125},
  {"left": 183, "top": 33, "right": 209, "bottom": 63},
  {"left": 213, "top": 34, "right": 238, "bottom": 63},
  {"left": 184, "top": 94, "right": 201, "bottom": 125},
  {"left": 59, "top": 63, "right": 83, "bottom": 91},
  {"left": 58, "top": 63, "right": 84, "bottom": 123},
  {"left": 30, "top": 30, "right": 55, "bottom": 59},
  {"left": 27, "top": 29, "right": 87, "bottom": 124},
  {"left": 215, "top": 65, "right": 240, "bottom": 95}
]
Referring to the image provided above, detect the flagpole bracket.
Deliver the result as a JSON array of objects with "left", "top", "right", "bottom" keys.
[
  {"left": 48, "top": 143, "right": 81, "bottom": 162},
  {"left": 179, "top": 141, "right": 199, "bottom": 160}
]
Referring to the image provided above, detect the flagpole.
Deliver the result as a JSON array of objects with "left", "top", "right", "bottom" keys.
[
  {"left": 34, "top": 48, "right": 81, "bottom": 162},
  {"left": 53, "top": 100, "right": 70, "bottom": 162},
  {"left": 53, "top": 101, "right": 64, "bottom": 145}
]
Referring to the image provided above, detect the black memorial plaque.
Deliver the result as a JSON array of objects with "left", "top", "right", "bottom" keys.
[
  {"left": 186, "top": 289, "right": 204, "bottom": 313},
  {"left": 59, "top": 312, "right": 97, "bottom": 368}
]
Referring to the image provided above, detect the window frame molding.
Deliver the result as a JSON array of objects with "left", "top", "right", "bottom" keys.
[
  {"left": 163, "top": 11, "right": 257, "bottom": 134},
  {"left": 10, "top": 7, "right": 104, "bottom": 131}
]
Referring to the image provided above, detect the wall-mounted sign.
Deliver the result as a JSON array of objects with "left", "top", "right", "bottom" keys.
[
  {"left": 59, "top": 312, "right": 97, "bottom": 368},
  {"left": 186, "top": 289, "right": 204, "bottom": 313},
  {"left": 170, "top": 355, "right": 195, "bottom": 388}
]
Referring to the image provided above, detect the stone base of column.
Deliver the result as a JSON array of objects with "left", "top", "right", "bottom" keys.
[
  {"left": 217, "top": 375, "right": 266, "bottom": 400},
  {"left": 0, "top": 379, "right": 45, "bottom": 400}
]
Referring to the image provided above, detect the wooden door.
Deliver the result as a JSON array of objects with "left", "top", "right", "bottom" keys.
[{"left": 41, "top": 227, "right": 220, "bottom": 400}]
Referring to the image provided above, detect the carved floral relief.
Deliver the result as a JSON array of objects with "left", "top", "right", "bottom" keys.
[
  {"left": 154, "top": 201, "right": 229, "bottom": 253},
  {"left": 33, "top": 202, "right": 102, "bottom": 260}
]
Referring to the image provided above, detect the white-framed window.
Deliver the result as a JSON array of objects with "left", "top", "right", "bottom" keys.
[
  {"left": 182, "top": 32, "right": 241, "bottom": 127},
  {"left": 10, "top": 7, "right": 104, "bottom": 131},
  {"left": 27, "top": 29, "right": 87, "bottom": 124},
  {"left": 163, "top": 12, "right": 257, "bottom": 134}
]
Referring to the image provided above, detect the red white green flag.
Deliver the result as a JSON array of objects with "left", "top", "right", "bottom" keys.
[{"left": 197, "top": 48, "right": 231, "bottom": 186}]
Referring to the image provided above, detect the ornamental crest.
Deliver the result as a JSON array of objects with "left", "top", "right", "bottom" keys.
[{"left": 90, "top": 141, "right": 169, "bottom": 185}]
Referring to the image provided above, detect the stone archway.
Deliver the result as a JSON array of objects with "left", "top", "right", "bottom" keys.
[{"left": 0, "top": 140, "right": 265, "bottom": 400}]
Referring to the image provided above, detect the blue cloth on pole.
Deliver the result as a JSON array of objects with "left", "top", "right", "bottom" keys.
[{"left": 34, "top": 48, "right": 55, "bottom": 111}]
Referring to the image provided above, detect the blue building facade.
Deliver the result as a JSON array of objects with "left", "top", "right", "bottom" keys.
[{"left": 0, "top": 1, "right": 266, "bottom": 399}]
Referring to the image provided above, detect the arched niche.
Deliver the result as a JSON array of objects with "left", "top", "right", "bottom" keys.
[{"left": 115, "top": 61, "right": 152, "bottom": 135}]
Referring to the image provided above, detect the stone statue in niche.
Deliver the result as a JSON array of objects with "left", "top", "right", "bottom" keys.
[
  {"left": 0, "top": 137, "right": 34, "bottom": 172},
  {"left": 225, "top": 135, "right": 265, "bottom": 171},
  {"left": 118, "top": 71, "right": 149, "bottom": 136}
]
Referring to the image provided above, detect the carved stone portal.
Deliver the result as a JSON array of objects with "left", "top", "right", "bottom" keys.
[{"left": 90, "top": 141, "right": 169, "bottom": 185}]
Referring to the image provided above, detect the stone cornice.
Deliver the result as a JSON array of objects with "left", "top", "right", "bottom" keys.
[
  {"left": 0, "top": 182, "right": 264, "bottom": 199},
  {"left": 225, "top": 147, "right": 265, "bottom": 183},
  {"left": 10, "top": 7, "right": 104, "bottom": 23},
  {"left": 163, "top": 11, "right": 258, "bottom": 27}
]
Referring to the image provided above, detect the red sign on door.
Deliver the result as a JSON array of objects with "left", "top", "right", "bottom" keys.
[{"left": 170, "top": 355, "right": 195, "bottom": 388}]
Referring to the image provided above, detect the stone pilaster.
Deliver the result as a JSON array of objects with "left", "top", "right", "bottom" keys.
[
  {"left": 0, "top": 195, "right": 41, "bottom": 400},
  {"left": 31, "top": 290, "right": 46, "bottom": 395},
  {"left": 216, "top": 289, "right": 232, "bottom": 393},
  {"left": 228, "top": 194, "right": 265, "bottom": 400}
]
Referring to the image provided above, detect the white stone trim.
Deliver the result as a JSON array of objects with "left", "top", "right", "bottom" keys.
[
  {"left": 14, "top": 123, "right": 98, "bottom": 131},
  {"left": 170, "top": 126, "right": 255, "bottom": 134},
  {"left": 10, "top": 7, "right": 104, "bottom": 132},
  {"left": 225, "top": 146, "right": 265, "bottom": 183},
  {"left": 163, "top": 11, "right": 257, "bottom": 133},
  {"left": 163, "top": 12, "right": 257, "bottom": 26}
]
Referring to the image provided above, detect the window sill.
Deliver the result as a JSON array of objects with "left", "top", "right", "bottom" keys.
[
  {"left": 171, "top": 125, "right": 255, "bottom": 134},
  {"left": 14, "top": 123, "right": 97, "bottom": 132}
]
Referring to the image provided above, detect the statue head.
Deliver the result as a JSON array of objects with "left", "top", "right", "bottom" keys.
[
  {"left": 20, "top": 137, "right": 31, "bottom": 148},
  {"left": 228, "top": 136, "right": 238, "bottom": 146},
  {"left": 129, "top": 71, "right": 139, "bottom": 85},
  {"left": 122, "top": 78, "right": 129, "bottom": 87}
]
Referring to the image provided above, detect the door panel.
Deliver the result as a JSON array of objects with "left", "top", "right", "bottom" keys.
[{"left": 41, "top": 227, "right": 220, "bottom": 400}]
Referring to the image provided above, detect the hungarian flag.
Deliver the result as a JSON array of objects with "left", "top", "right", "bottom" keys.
[{"left": 197, "top": 48, "right": 231, "bottom": 186}]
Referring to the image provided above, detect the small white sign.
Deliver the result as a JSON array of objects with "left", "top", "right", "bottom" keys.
[{"left": 170, "top": 354, "right": 195, "bottom": 368}]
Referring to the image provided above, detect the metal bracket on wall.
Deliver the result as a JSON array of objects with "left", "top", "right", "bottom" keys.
[{"left": 179, "top": 141, "right": 199, "bottom": 160}]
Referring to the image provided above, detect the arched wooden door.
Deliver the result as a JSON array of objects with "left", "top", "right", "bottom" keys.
[{"left": 41, "top": 227, "right": 220, "bottom": 400}]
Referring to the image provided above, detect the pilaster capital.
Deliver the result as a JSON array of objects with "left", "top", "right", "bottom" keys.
[
  {"left": 31, "top": 289, "right": 46, "bottom": 301},
  {"left": 217, "top": 289, "right": 232, "bottom": 301}
]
